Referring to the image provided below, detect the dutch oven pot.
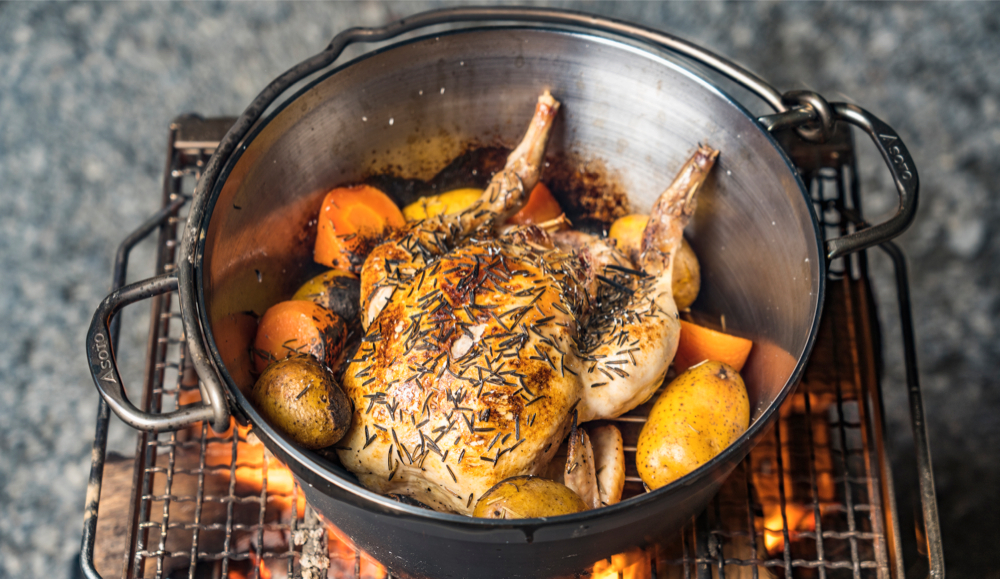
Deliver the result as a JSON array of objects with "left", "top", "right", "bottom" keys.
[{"left": 88, "top": 7, "right": 918, "bottom": 579}]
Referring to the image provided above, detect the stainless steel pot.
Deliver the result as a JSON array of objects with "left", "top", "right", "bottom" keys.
[{"left": 87, "top": 7, "right": 918, "bottom": 578}]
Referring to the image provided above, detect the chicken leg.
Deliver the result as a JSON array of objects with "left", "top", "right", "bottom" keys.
[{"left": 577, "top": 145, "right": 719, "bottom": 421}]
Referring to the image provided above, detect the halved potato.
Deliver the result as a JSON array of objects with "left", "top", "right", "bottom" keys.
[{"left": 292, "top": 269, "right": 361, "bottom": 328}]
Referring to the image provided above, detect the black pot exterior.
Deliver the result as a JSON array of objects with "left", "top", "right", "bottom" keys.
[{"left": 296, "top": 468, "right": 731, "bottom": 579}]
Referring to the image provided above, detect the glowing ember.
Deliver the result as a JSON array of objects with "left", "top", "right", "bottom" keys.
[
  {"left": 252, "top": 551, "right": 274, "bottom": 579},
  {"left": 198, "top": 415, "right": 387, "bottom": 579},
  {"left": 228, "top": 551, "right": 276, "bottom": 579},
  {"left": 199, "top": 421, "right": 306, "bottom": 518}
]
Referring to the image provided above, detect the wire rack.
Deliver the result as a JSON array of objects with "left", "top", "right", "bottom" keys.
[{"left": 80, "top": 116, "right": 940, "bottom": 579}]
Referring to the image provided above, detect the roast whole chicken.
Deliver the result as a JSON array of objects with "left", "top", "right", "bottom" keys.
[{"left": 336, "top": 91, "right": 718, "bottom": 514}]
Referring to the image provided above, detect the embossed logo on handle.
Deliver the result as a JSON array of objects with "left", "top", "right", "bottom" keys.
[
  {"left": 879, "top": 133, "right": 914, "bottom": 182},
  {"left": 92, "top": 332, "right": 118, "bottom": 384}
]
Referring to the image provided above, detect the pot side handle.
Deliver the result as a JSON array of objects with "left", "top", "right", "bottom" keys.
[
  {"left": 762, "top": 99, "right": 919, "bottom": 260},
  {"left": 825, "top": 103, "right": 919, "bottom": 259},
  {"left": 86, "top": 272, "right": 225, "bottom": 431}
]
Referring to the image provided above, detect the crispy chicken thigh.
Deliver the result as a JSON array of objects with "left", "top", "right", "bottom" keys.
[{"left": 337, "top": 91, "right": 718, "bottom": 514}]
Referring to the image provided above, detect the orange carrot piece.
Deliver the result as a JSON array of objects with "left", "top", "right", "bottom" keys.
[
  {"left": 673, "top": 319, "right": 753, "bottom": 374},
  {"left": 252, "top": 300, "right": 346, "bottom": 374},
  {"left": 507, "top": 182, "right": 563, "bottom": 226},
  {"left": 314, "top": 185, "right": 405, "bottom": 272}
]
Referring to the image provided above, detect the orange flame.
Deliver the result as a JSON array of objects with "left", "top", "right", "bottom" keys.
[
  {"left": 203, "top": 420, "right": 306, "bottom": 518},
  {"left": 243, "top": 550, "right": 274, "bottom": 579},
  {"left": 750, "top": 393, "right": 836, "bottom": 558},
  {"left": 762, "top": 502, "right": 817, "bottom": 555},
  {"left": 257, "top": 556, "right": 273, "bottom": 579},
  {"left": 590, "top": 546, "right": 651, "bottom": 579},
  {"left": 325, "top": 518, "right": 389, "bottom": 578},
  {"left": 204, "top": 418, "right": 384, "bottom": 578}
]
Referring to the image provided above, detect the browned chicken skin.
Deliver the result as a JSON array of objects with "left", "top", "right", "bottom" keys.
[{"left": 336, "top": 92, "right": 718, "bottom": 514}]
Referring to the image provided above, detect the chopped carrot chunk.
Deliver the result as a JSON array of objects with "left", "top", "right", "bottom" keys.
[
  {"left": 314, "top": 185, "right": 405, "bottom": 273},
  {"left": 507, "top": 182, "right": 563, "bottom": 226},
  {"left": 673, "top": 319, "right": 753, "bottom": 374},
  {"left": 252, "top": 300, "right": 346, "bottom": 374}
]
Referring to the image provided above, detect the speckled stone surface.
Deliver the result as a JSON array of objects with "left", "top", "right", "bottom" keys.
[{"left": 0, "top": 2, "right": 997, "bottom": 578}]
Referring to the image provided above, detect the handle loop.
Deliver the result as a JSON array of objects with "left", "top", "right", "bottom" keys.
[
  {"left": 86, "top": 273, "right": 227, "bottom": 431},
  {"left": 760, "top": 98, "right": 918, "bottom": 259},
  {"left": 825, "top": 103, "right": 919, "bottom": 259}
]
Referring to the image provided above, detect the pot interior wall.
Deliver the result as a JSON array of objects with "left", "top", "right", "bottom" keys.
[{"left": 202, "top": 27, "right": 820, "bottom": 445}]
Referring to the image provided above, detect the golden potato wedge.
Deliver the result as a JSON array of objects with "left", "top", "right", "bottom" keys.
[
  {"left": 292, "top": 269, "right": 361, "bottom": 327},
  {"left": 672, "top": 238, "right": 701, "bottom": 310},
  {"left": 608, "top": 214, "right": 649, "bottom": 262}
]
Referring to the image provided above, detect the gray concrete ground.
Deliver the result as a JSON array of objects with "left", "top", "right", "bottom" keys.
[{"left": 1, "top": 2, "right": 997, "bottom": 578}]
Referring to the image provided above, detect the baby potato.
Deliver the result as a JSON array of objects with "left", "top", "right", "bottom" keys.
[
  {"left": 473, "top": 476, "right": 588, "bottom": 519},
  {"left": 251, "top": 356, "right": 352, "bottom": 450},
  {"left": 607, "top": 214, "right": 700, "bottom": 309},
  {"left": 402, "top": 188, "right": 482, "bottom": 221},
  {"left": 636, "top": 361, "right": 749, "bottom": 490}
]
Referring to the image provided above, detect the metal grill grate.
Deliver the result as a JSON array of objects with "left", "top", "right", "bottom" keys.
[{"left": 81, "top": 117, "right": 932, "bottom": 579}]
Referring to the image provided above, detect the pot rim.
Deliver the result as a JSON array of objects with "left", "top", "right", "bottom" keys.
[{"left": 188, "top": 25, "right": 825, "bottom": 530}]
